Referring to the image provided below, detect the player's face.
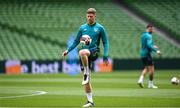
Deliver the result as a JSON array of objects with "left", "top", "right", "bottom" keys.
[
  {"left": 86, "top": 13, "right": 96, "bottom": 25},
  {"left": 148, "top": 27, "right": 154, "bottom": 34}
]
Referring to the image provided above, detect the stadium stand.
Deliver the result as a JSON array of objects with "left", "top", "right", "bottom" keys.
[
  {"left": 120, "top": 0, "right": 180, "bottom": 42},
  {"left": 0, "top": 0, "right": 180, "bottom": 60}
]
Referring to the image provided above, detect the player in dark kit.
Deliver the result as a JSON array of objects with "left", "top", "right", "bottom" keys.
[
  {"left": 138, "top": 24, "right": 161, "bottom": 89},
  {"left": 62, "top": 8, "right": 109, "bottom": 107}
]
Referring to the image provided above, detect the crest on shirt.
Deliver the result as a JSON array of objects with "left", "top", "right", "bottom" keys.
[
  {"left": 83, "top": 28, "right": 87, "bottom": 31},
  {"left": 94, "top": 28, "right": 98, "bottom": 32}
]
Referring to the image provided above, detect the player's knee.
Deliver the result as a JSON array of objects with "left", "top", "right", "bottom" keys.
[
  {"left": 149, "top": 68, "right": 154, "bottom": 74},
  {"left": 79, "top": 49, "right": 90, "bottom": 56}
]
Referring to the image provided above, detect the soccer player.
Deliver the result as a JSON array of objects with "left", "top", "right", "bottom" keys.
[
  {"left": 62, "top": 8, "right": 109, "bottom": 107},
  {"left": 138, "top": 24, "right": 161, "bottom": 89}
]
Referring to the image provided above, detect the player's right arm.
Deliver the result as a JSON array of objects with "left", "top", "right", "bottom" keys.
[{"left": 62, "top": 27, "right": 82, "bottom": 57}]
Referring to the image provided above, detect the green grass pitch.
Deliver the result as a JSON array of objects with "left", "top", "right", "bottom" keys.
[{"left": 0, "top": 70, "right": 180, "bottom": 108}]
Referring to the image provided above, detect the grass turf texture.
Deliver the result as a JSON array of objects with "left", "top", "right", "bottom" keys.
[{"left": 0, "top": 70, "right": 180, "bottom": 107}]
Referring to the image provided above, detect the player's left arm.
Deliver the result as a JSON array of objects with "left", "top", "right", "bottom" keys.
[
  {"left": 147, "top": 36, "right": 157, "bottom": 52},
  {"left": 147, "top": 36, "right": 161, "bottom": 55},
  {"left": 100, "top": 26, "right": 109, "bottom": 64}
]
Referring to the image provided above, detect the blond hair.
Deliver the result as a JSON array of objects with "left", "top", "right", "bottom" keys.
[{"left": 87, "top": 8, "right": 96, "bottom": 14}]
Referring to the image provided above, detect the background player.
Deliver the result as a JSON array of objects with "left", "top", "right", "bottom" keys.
[{"left": 138, "top": 24, "right": 161, "bottom": 89}]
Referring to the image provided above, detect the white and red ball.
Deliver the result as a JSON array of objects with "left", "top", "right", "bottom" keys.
[
  {"left": 171, "top": 77, "right": 179, "bottom": 85},
  {"left": 80, "top": 35, "right": 92, "bottom": 45}
]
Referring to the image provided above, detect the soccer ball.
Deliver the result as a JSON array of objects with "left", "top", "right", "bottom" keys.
[
  {"left": 171, "top": 77, "right": 179, "bottom": 85},
  {"left": 80, "top": 35, "right": 92, "bottom": 45}
]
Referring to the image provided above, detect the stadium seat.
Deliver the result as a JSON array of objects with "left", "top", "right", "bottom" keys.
[{"left": 0, "top": 0, "right": 179, "bottom": 60}]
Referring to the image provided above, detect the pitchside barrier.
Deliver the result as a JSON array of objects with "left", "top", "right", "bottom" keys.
[
  {"left": 113, "top": 58, "right": 180, "bottom": 70},
  {"left": 0, "top": 58, "right": 179, "bottom": 74},
  {"left": 3, "top": 60, "right": 62, "bottom": 74},
  {"left": 0, "top": 58, "right": 113, "bottom": 74}
]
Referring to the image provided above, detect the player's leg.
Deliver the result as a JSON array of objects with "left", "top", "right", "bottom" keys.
[
  {"left": 146, "top": 55, "right": 158, "bottom": 88},
  {"left": 82, "top": 49, "right": 99, "bottom": 107},
  {"left": 82, "top": 82, "right": 94, "bottom": 107},
  {"left": 149, "top": 65, "right": 154, "bottom": 81},
  {"left": 138, "top": 57, "right": 149, "bottom": 88},
  {"left": 138, "top": 66, "right": 148, "bottom": 88},
  {"left": 79, "top": 49, "right": 90, "bottom": 85},
  {"left": 148, "top": 65, "right": 158, "bottom": 88}
]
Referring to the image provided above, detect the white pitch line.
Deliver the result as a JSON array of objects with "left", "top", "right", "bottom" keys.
[{"left": 0, "top": 91, "right": 47, "bottom": 99}]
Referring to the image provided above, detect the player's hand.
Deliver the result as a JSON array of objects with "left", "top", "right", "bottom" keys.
[
  {"left": 62, "top": 50, "right": 68, "bottom": 57},
  {"left": 157, "top": 50, "right": 161, "bottom": 56},
  {"left": 103, "top": 57, "right": 109, "bottom": 66}
]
